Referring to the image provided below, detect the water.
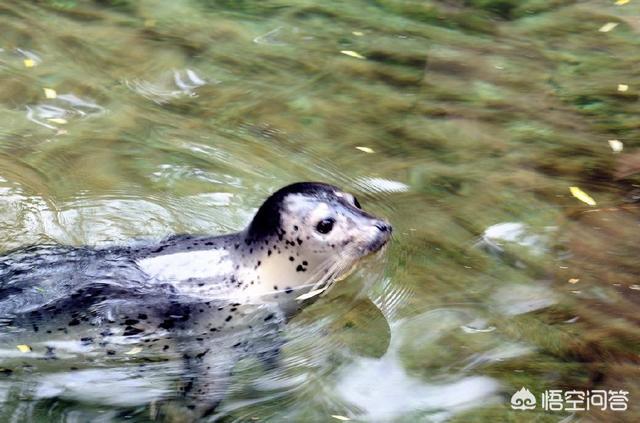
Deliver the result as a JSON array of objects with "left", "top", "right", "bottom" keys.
[{"left": 0, "top": 0, "right": 639, "bottom": 421}]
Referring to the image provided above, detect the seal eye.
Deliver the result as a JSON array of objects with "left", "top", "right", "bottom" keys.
[
  {"left": 353, "top": 196, "right": 362, "bottom": 209},
  {"left": 316, "top": 218, "right": 335, "bottom": 234}
]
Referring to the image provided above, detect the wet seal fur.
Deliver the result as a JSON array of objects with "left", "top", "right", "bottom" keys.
[{"left": 0, "top": 182, "right": 391, "bottom": 417}]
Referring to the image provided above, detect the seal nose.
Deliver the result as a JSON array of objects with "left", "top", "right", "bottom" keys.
[{"left": 375, "top": 222, "right": 392, "bottom": 233}]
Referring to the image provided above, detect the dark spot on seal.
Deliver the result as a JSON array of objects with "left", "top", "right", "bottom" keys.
[
  {"left": 296, "top": 265, "right": 306, "bottom": 272},
  {"left": 68, "top": 319, "right": 80, "bottom": 326},
  {"left": 124, "top": 326, "right": 144, "bottom": 336},
  {"left": 289, "top": 256, "right": 294, "bottom": 261},
  {"left": 225, "top": 315, "right": 233, "bottom": 322},
  {"left": 264, "top": 313, "right": 275, "bottom": 321},
  {"left": 159, "top": 319, "right": 175, "bottom": 329},
  {"left": 273, "top": 285, "right": 278, "bottom": 290},
  {"left": 285, "top": 287, "right": 293, "bottom": 294},
  {"left": 137, "top": 313, "right": 148, "bottom": 320}
]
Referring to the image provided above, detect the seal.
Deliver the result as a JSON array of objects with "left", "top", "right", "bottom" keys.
[
  {"left": 0, "top": 182, "right": 392, "bottom": 416},
  {"left": 131, "top": 181, "right": 392, "bottom": 310}
]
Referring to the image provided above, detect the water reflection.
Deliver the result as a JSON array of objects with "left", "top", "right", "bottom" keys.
[
  {"left": 125, "top": 69, "right": 210, "bottom": 104},
  {"left": 336, "top": 309, "right": 501, "bottom": 421},
  {"left": 26, "top": 94, "right": 105, "bottom": 131}
]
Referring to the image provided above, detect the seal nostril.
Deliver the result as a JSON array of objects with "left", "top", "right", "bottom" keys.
[{"left": 375, "top": 223, "right": 391, "bottom": 233}]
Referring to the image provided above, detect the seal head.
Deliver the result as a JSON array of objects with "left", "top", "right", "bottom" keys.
[{"left": 243, "top": 182, "right": 392, "bottom": 303}]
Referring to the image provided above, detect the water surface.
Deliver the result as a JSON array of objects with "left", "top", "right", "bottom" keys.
[{"left": 0, "top": 0, "right": 639, "bottom": 421}]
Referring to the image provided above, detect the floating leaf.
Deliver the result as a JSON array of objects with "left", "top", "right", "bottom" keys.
[
  {"left": 352, "top": 31, "right": 364, "bottom": 36},
  {"left": 617, "top": 84, "right": 629, "bottom": 92},
  {"left": 615, "top": 0, "right": 629, "bottom": 5},
  {"left": 125, "top": 347, "right": 143, "bottom": 355},
  {"left": 43, "top": 88, "right": 57, "bottom": 99},
  {"left": 598, "top": 22, "right": 618, "bottom": 32},
  {"left": 47, "top": 118, "right": 68, "bottom": 124},
  {"left": 340, "top": 50, "right": 366, "bottom": 59},
  {"left": 331, "top": 416, "right": 351, "bottom": 421},
  {"left": 355, "top": 146, "right": 375, "bottom": 153},
  {"left": 16, "top": 344, "right": 31, "bottom": 353},
  {"left": 568, "top": 278, "right": 580, "bottom": 284},
  {"left": 23, "top": 59, "right": 35, "bottom": 68},
  {"left": 569, "top": 186, "right": 596, "bottom": 206},
  {"left": 608, "top": 139, "right": 623, "bottom": 153}
]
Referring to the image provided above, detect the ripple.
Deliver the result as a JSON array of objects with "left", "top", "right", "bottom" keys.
[
  {"left": 253, "top": 27, "right": 287, "bottom": 46},
  {"left": 491, "top": 283, "right": 557, "bottom": 316},
  {"left": 34, "top": 366, "right": 175, "bottom": 407},
  {"left": 25, "top": 93, "right": 105, "bottom": 131},
  {"left": 354, "top": 177, "right": 410, "bottom": 194},
  {"left": 125, "top": 69, "right": 211, "bottom": 104},
  {"left": 0, "top": 48, "right": 42, "bottom": 68},
  {"left": 334, "top": 311, "right": 501, "bottom": 421}
]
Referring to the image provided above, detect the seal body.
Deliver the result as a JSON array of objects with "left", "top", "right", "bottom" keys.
[{"left": 0, "top": 182, "right": 392, "bottom": 415}]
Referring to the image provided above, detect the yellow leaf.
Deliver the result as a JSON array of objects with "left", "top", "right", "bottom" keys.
[
  {"left": 125, "top": 347, "right": 143, "bottom": 355},
  {"left": 340, "top": 50, "right": 366, "bottom": 60},
  {"left": 16, "top": 344, "right": 31, "bottom": 353},
  {"left": 352, "top": 31, "right": 364, "bottom": 36},
  {"left": 615, "top": 0, "right": 629, "bottom": 5},
  {"left": 355, "top": 146, "right": 375, "bottom": 153},
  {"left": 568, "top": 278, "right": 580, "bottom": 284},
  {"left": 608, "top": 139, "right": 623, "bottom": 153},
  {"left": 569, "top": 187, "right": 596, "bottom": 206},
  {"left": 331, "top": 416, "right": 351, "bottom": 421},
  {"left": 598, "top": 22, "right": 618, "bottom": 32},
  {"left": 43, "top": 88, "right": 57, "bottom": 99},
  {"left": 47, "top": 118, "right": 68, "bottom": 124},
  {"left": 23, "top": 59, "right": 35, "bottom": 68}
]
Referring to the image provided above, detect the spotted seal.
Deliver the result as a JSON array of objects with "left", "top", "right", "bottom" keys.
[{"left": 0, "top": 182, "right": 391, "bottom": 416}]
